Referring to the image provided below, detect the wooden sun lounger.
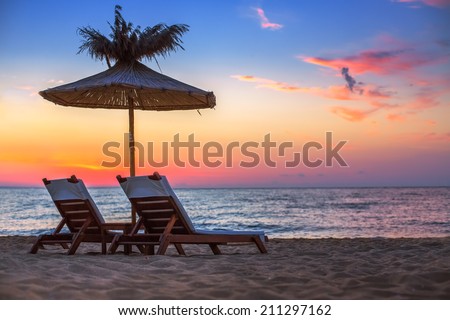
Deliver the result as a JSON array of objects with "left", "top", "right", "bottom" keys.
[
  {"left": 109, "top": 172, "right": 267, "bottom": 255},
  {"left": 30, "top": 175, "right": 132, "bottom": 255}
]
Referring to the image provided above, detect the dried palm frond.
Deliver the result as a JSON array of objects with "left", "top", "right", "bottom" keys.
[{"left": 77, "top": 5, "right": 189, "bottom": 67}]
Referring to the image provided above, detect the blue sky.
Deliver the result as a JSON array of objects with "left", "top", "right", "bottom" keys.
[{"left": 1, "top": 0, "right": 449, "bottom": 187}]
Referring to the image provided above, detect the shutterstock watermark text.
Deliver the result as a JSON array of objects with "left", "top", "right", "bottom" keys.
[{"left": 101, "top": 132, "right": 348, "bottom": 169}]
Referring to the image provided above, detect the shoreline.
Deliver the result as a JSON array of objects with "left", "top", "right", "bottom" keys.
[{"left": 1, "top": 236, "right": 449, "bottom": 299}]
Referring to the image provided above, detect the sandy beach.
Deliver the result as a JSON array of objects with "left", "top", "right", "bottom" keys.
[{"left": 0, "top": 236, "right": 449, "bottom": 299}]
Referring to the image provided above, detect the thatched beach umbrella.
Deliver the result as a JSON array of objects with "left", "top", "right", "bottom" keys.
[
  {"left": 39, "top": 5, "right": 215, "bottom": 223},
  {"left": 39, "top": 60, "right": 216, "bottom": 174}
]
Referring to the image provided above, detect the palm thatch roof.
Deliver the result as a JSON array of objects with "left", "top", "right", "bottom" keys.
[{"left": 39, "top": 61, "right": 216, "bottom": 111}]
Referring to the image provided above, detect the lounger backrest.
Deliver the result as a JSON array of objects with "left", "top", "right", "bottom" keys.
[
  {"left": 44, "top": 178, "right": 105, "bottom": 233},
  {"left": 118, "top": 175, "right": 196, "bottom": 233}
]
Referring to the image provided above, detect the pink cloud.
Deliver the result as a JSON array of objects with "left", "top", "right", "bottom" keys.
[
  {"left": 232, "top": 75, "right": 260, "bottom": 83},
  {"left": 15, "top": 85, "right": 38, "bottom": 97},
  {"left": 405, "top": 87, "right": 444, "bottom": 111},
  {"left": 386, "top": 113, "right": 407, "bottom": 122},
  {"left": 329, "top": 84, "right": 394, "bottom": 100},
  {"left": 423, "top": 132, "right": 450, "bottom": 142},
  {"left": 231, "top": 75, "right": 315, "bottom": 93},
  {"left": 47, "top": 79, "right": 64, "bottom": 85},
  {"left": 301, "top": 49, "right": 430, "bottom": 75},
  {"left": 15, "top": 85, "right": 35, "bottom": 91},
  {"left": 255, "top": 8, "right": 283, "bottom": 30},
  {"left": 232, "top": 75, "right": 354, "bottom": 97},
  {"left": 330, "top": 107, "right": 376, "bottom": 122},
  {"left": 323, "top": 86, "right": 353, "bottom": 100},
  {"left": 233, "top": 75, "right": 394, "bottom": 103},
  {"left": 330, "top": 100, "right": 401, "bottom": 122},
  {"left": 394, "top": 0, "right": 450, "bottom": 8}
]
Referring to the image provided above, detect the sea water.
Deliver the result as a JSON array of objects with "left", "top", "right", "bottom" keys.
[{"left": 0, "top": 187, "right": 449, "bottom": 238}]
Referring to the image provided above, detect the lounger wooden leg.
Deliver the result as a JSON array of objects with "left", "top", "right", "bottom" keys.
[
  {"left": 174, "top": 244, "right": 186, "bottom": 256},
  {"left": 135, "top": 245, "right": 153, "bottom": 255},
  {"left": 136, "top": 245, "right": 145, "bottom": 254},
  {"left": 157, "top": 235, "right": 171, "bottom": 255},
  {"left": 156, "top": 215, "right": 178, "bottom": 255},
  {"left": 67, "top": 218, "right": 91, "bottom": 255},
  {"left": 253, "top": 236, "right": 268, "bottom": 253},
  {"left": 68, "top": 233, "right": 84, "bottom": 255},
  {"left": 120, "top": 242, "right": 131, "bottom": 255},
  {"left": 61, "top": 243, "right": 69, "bottom": 249},
  {"left": 209, "top": 244, "right": 222, "bottom": 255},
  {"left": 29, "top": 235, "right": 43, "bottom": 254},
  {"left": 108, "top": 235, "right": 120, "bottom": 254},
  {"left": 143, "top": 245, "right": 155, "bottom": 255},
  {"left": 101, "top": 238, "right": 107, "bottom": 254}
]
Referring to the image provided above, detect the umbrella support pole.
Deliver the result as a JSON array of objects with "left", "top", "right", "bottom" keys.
[
  {"left": 128, "top": 99, "right": 136, "bottom": 177},
  {"left": 128, "top": 96, "right": 137, "bottom": 225}
]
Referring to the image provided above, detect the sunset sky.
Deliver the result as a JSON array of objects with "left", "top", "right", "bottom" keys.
[{"left": 1, "top": 0, "right": 449, "bottom": 187}]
